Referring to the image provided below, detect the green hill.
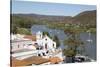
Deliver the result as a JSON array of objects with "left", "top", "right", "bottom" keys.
[
  {"left": 11, "top": 10, "right": 96, "bottom": 34},
  {"left": 72, "top": 10, "right": 96, "bottom": 25}
]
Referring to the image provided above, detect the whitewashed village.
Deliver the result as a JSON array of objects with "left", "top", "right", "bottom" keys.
[
  {"left": 11, "top": 31, "right": 65, "bottom": 66},
  {"left": 11, "top": 1, "right": 96, "bottom": 66},
  {"left": 11, "top": 31, "right": 95, "bottom": 66}
]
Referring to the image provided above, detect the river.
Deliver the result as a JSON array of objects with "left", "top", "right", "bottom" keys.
[{"left": 31, "top": 25, "right": 96, "bottom": 60}]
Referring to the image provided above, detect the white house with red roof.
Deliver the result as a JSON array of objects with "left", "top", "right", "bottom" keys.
[
  {"left": 11, "top": 31, "right": 64, "bottom": 65},
  {"left": 35, "top": 31, "right": 56, "bottom": 56}
]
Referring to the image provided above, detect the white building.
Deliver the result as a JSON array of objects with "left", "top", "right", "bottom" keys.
[
  {"left": 11, "top": 34, "right": 36, "bottom": 52},
  {"left": 35, "top": 31, "right": 56, "bottom": 56},
  {"left": 11, "top": 31, "right": 64, "bottom": 65}
]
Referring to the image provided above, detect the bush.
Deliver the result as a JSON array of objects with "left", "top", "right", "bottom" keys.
[{"left": 16, "top": 28, "right": 31, "bottom": 35}]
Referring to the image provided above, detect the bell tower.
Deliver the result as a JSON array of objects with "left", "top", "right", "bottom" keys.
[{"left": 36, "top": 31, "right": 43, "bottom": 40}]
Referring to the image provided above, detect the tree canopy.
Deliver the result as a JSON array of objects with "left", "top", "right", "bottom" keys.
[{"left": 53, "top": 35, "right": 60, "bottom": 48}]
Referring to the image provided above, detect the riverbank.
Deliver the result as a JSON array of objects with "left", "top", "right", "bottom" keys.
[{"left": 31, "top": 25, "right": 96, "bottom": 60}]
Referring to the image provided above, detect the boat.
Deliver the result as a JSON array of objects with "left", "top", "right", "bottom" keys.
[
  {"left": 86, "top": 32, "right": 93, "bottom": 42},
  {"left": 74, "top": 54, "right": 95, "bottom": 62}
]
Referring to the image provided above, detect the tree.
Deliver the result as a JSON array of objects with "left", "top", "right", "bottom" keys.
[
  {"left": 43, "top": 31, "right": 50, "bottom": 37},
  {"left": 53, "top": 35, "right": 60, "bottom": 48},
  {"left": 63, "top": 49, "right": 76, "bottom": 57},
  {"left": 11, "top": 25, "right": 17, "bottom": 34},
  {"left": 63, "top": 37, "right": 84, "bottom": 62},
  {"left": 16, "top": 28, "right": 31, "bottom": 35},
  {"left": 64, "top": 38, "right": 84, "bottom": 51},
  {"left": 63, "top": 48, "right": 76, "bottom": 63},
  {"left": 63, "top": 26, "right": 84, "bottom": 62}
]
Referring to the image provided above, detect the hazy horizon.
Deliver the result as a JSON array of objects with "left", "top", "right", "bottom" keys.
[{"left": 11, "top": 0, "right": 96, "bottom": 16}]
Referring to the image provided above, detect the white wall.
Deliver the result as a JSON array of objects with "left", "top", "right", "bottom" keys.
[
  {"left": 11, "top": 40, "right": 33, "bottom": 51},
  {"left": 41, "top": 36, "right": 56, "bottom": 51}
]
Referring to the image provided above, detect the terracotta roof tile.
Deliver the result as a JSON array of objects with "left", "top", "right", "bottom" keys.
[
  {"left": 24, "top": 35, "right": 36, "bottom": 41},
  {"left": 11, "top": 56, "right": 49, "bottom": 66},
  {"left": 49, "top": 57, "right": 62, "bottom": 64}
]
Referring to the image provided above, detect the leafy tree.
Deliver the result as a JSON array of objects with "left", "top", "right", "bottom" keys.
[
  {"left": 53, "top": 35, "right": 60, "bottom": 48},
  {"left": 63, "top": 48, "right": 76, "bottom": 63},
  {"left": 63, "top": 37, "right": 84, "bottom": 62},
  {"left": 63, "top": 49, "right": 76, "bottom": 57},
  {"left": 11, "top": 24, "right": 17, "bottom": 34},
  {"left": 43, "top": 31, "right": 50, "bottom": 36},
  {"left": 63, "top": 27, "right": 84, "bottom": 62},
  {"left": 64, "top": 38, "right": 84, "bottom": 51},
  {"left": 16, "top": 28, "right": 31, "bottom": 35}
]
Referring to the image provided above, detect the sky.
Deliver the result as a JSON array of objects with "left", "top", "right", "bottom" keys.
[{"left": 11, "top": 0, "right": 96, "bottom": 16}]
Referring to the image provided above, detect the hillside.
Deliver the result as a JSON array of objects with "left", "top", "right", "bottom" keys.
[
  {"left": 12, "top": 14, "right": 72, "bottom": 23},
  {"left": 11, "top": 10, "right": 96, "bottom": 24},
  {"left": 72, "top": 10, "right": 96, "bottom": 25},
  {"left": 11, "top": 10, "right": 96, "bottom": 34}
]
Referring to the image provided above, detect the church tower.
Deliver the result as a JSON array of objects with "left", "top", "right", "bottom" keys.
[{"left": 36, "top": 31, "right": 43, "bottom": 40}]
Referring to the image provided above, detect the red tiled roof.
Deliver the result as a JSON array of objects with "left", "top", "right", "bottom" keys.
[
  {"left": 11, "top": 56, "right": 49, "bottom": 66},
  {"left": 24, "top": 35, "right": 36, "bottom": 41},
  {"left": 49, "top": 57, "right": 62, "bottom": 64}
]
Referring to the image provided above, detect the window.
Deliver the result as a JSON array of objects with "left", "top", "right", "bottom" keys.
[
  {"left": 40, "top": 35, "right": 41, "bottom": 37},
  {"left": 11, "top": 52, "right": 14, "bottom": 54},
  {"left": 45, "top": 43, "right": 47, "bottom": 49},
  {"left": 42, "top": 52, "right": 46, "bottom": 56},
  {"left": 45, "top": 38, "right": 47, "bottom": 41},
  {"left": 46, "top": 51, "right": 49, "bottom": 54},
  {"left": 36, "top": 47, "right": 39, "bottom": 50},
  {"left": 40, "top": 46, "right": 43, "bottom": 50},
  {"left": 18, "top": 45, "right": 19, "bottom": 48},
  {"left": 53, "top": 44, "right": 55, "bottom": 47},
  {"left": 38, "top": 54, "right": 41, "bottom": 56},
  {"left": 35, "top": 43, "right": 38, "bottom": 45}
]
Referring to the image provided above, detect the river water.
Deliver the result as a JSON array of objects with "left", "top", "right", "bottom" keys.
[{"left": 31, "top": 25, "right": 96, "bottom": 60}]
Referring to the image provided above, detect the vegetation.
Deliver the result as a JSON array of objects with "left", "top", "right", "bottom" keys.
[
  {"left": 63, "top": 49, "right": 76, "bottom": 57},
  {"left": 11, "top": 14, "right": 35, "bottom": 35},
  {"left": 10, "top": 9, "right": 96, "bottom": 63},
  {"left": 64, "top": 37, "right": 84, "bottom": 56},
  {"left": 43, "top": 31, "right": 50, "bottom": 36},
  {"left": 63, "top": 26, "right": 84, "bottom": 62},
  {"left": 11, "top": 10, "right": 96, "bottom": 35},
  {"left": 16, "top": 28, "right": 31, "bottom": 35},
  {"left": 42, "top": 32, "right": 60, "bottom": 48},
  {"left": 53, "top": 35, "right": 60, "bottom": 48}
]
